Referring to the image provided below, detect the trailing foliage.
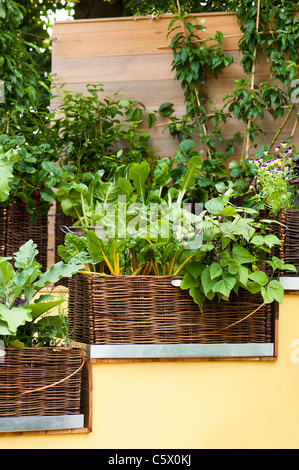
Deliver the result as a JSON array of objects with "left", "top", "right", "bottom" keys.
[{"left": 158, "top": 1, "right": 299, "bottom": 204}]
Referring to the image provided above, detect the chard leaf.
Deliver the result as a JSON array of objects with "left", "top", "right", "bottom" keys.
[
  {"left": 128, "top": 161, "right": 150, "bottom": 203},
  {"left": 177, "top": 155, "right": 202, "bottom": 205}
]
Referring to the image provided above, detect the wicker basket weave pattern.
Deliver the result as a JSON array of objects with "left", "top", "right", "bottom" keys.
[
  {"left": 283, "top": 209, "right": 299, "bottom": 275},
  {"left": 5, "top": 198, "right": 48, "bottom": 269},
  {"left": 68, "top": 274, "right": 274, "bottom": 345},
  {"left": 0, "top": 347, "right": 82, "bottom": 418}
]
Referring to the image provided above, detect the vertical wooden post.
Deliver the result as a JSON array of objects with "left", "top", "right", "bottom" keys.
[{"left": 244, "top": 0, "right": 261, "bottom": 159}]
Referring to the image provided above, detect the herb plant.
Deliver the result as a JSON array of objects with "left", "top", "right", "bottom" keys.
[{"left": 51, "top": 84, "right": 157, "bottom": 179}]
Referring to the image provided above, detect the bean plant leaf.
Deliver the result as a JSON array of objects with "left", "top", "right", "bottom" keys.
[
  {"left": 181, "top": 272, "right": 199, "bottom": 289},
  {"left": 189, "top": 287, "right": 205, "bottom": 308},
  {"left": 212, "top": 277, "right": 236, "bottom": 297},
  {"left": 210, "top": 261, "right": 223, "bottom": 280},
  {"left": 232, "top": 244, "right": 256, "bottom": 264},
  {"left": 266, "top": 280, "right": 284, "bottom": 304},
  {"left": 248, "top": 270, "right": 269, "bottom": 286}
]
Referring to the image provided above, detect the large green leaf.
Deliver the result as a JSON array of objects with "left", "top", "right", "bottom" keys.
[
  {"left": 95, "top": 181, "right": 120, "bottom": 204},
  {"left": 24, "top": 298, "right": 66, "bottom": 320},
  {"left": 212, "top": 277, "right": 236, "bottom": 297},
  {"left": 117, "top": 177, "right": 134, "bottom": 197},
  {"left": 0, "top": 148, "right": 19, "bottom": 202},
  {"left": 33, "top": 262, "right": 82, "bottom": 291},
  {"left": 181, "top": 272, "right": 199, "bottom": 289},
  {"left": 0, "top": 304, "right": 32, "bottom": 335},
  {"left": 210, "top": 262, "right": 223, "bottom": 280},
  {"left": 232, "top": 244, "right": 256, "bottom": 264},
  {"left": 177, "top": 155, "right": 202, "bottom": 205},
  {"left": 248, "top": 270, "right": 269, "bottom": 286},
  {"left": 205, "top": 196, "right": 225, "bottom": 214},
  {"left": 266, "top": 280, "right": 284, "bottom": 304},
  {"left": 189, "top": 287, "right": 205, "bottom": 308},
  {"left": 86, "top": 229, "right": 107, "bottom": 264},
  {"left": 201, "top": 266, "right": 214, "bottom": 297},
  {"left": 14, "top": 239, "right": 39, "bottom": 270},
  {"left": 128, "top": 161, "right": 150, "bottom": 203}
]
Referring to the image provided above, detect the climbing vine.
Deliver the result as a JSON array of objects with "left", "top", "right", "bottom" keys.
[{"left": 160, "top": 0, "right": 299, "bottom": 202}]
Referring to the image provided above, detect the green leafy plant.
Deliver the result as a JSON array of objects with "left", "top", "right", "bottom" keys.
[
  {"left": 56, "top": 141, "right": 203, "bottom": 236},
  {"left": 0, "top": 0, "right": 53, "bottom": 138},
  {"left": 0, "top": 240, "right": 82, "bottom": 347},
  {"left": 0, "top": 135, "right": 58, "bottom": 221},
  {"left": 180, "top": 194, "right": 297, "bottom": 308},
  {"left": 51, "top": 83, "right": 157, "bottom": 179},
  {"left": 158, "top": 1, "right": 299, "bottom": 205},
  {"left": 248, "top": 143, "right": 299, "bottom": 216},
  {"left": 58, "top": 182, "right": 296, "bottom": 310}
]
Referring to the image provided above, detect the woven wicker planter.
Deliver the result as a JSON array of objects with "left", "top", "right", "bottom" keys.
[
  {"left": 0, "top": 346, "right": 83, "bottom": 419},
  {"left": 280, "top": 208, "right": 299, "bottom": 276},
  {"left": 68, "top": 274, "right": 275, "bottom": 352},
  {"left": 5, "top": 197, "right": 48, "bottom": 270}
]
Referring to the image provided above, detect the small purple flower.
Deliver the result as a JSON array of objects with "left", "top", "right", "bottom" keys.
[{"left": 13, "top": 297, "right": 27, "bottom": 307}]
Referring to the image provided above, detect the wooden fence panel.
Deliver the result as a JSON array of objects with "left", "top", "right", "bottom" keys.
[{"left": 51, "top": 12, "right": 299, "bottom": 158}]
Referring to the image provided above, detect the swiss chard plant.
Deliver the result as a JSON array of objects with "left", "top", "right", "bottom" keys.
[
  {"left": 56, "top": 140, "right": 203, "bottom": 233},
  {"left": 0, "top": 240, "right": 82, "bottom": 347},
  {"left": 58, "top": 188, "right": 296, "bottom": 311}
]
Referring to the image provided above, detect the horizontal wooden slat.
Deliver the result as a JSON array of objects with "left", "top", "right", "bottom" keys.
[
  {"left": 52, "top": 51, "right": 271, "bottom": 86},
  {"left": 52, "top": 12, "right": 242, "bottom": 58}
]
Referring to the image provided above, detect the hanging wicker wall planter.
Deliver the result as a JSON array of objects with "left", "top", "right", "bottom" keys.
[
  {"left": 281, "top": 208, "right": 299, "bottom": 276},
  {"left": 68, "top": 273, "right": 277, "bottom": 359},
  {"left": 0, "top": 346, "right": 85, "bottom": 432},
  {"left": 5, "top": 198, "right": 48, "bottom": 270}
]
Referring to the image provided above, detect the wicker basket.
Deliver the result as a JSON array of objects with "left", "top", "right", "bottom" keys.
[
  {"left": 281, "top": 208, "right": 299, "bottom": 276},
  {"left": 68, "top": 274, "right": 275, "bottom": 345},
  {"left": 0, "top": 346, "right": 83, "bottom": 418},
  {"left": 5, "top": 197, "right": 48, "bottom": 270}
]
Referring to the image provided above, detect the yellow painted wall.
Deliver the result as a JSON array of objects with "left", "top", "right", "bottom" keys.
[{"left": 0, "top": 294, "right": 299, "bottom": 449}]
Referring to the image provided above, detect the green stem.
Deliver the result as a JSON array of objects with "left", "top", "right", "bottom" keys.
[{"left": 269, "top": 103, "right": 295, "bottom": 149}]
